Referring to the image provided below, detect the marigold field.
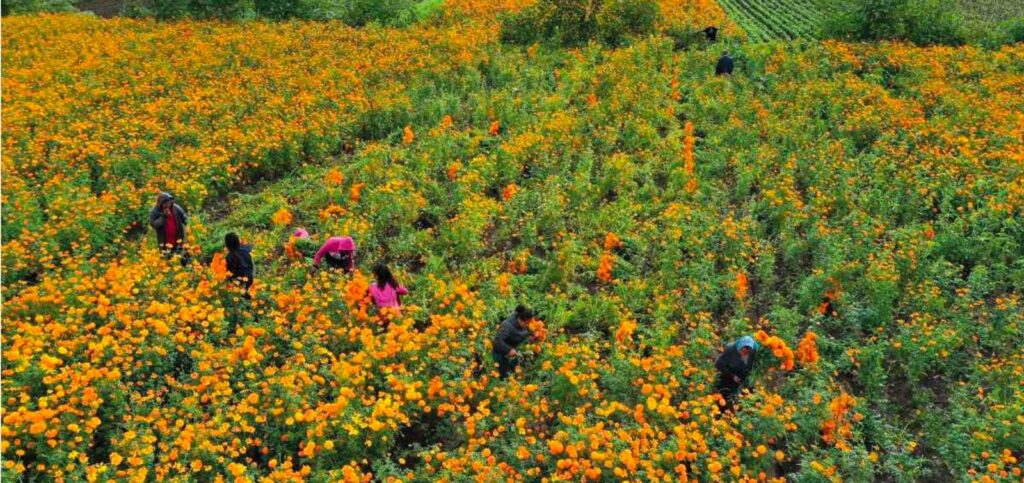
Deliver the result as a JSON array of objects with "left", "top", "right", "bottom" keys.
[{"left": 2, "top": 1, "right": 1023, "bottom": 482}]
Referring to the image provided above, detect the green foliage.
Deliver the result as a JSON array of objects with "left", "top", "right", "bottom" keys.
[
  {"left": 822, "top": 0, "right": 968, "bottom": 45},
  {"left": 500, "top": 0, "right": 659, "bottom": 47},
  {"left": 1, "top": 0, "right": 74, "bottom": 14},
  {"left": 126, "top": 0, "right": 419, "bottom": 22},
  {"left": 716, "top": 0, "right": 825, "bottom": 41},
  {"left": 596, "top": 0, "right": 659, "bottom": 46},
  {"left": 125, "top": 0, "right": 255, "bottom": 19},
  {"left": 327, "top": 0, "right": 418, "bottom": 26}
]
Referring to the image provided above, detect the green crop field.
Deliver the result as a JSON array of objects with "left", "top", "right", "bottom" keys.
[
  {"left": 717, "top": 0, "right": 825, "bottom": 41},
  {"left": 958, "top": 0, "right": 1024, "bottom": 24}
]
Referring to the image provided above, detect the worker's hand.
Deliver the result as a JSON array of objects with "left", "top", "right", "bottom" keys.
[
  {"left": 733, "top": 375, "right": 741, "bottom": 383},
  {"left": 508, "top": 349, "right": 519, "bottom": 358}
]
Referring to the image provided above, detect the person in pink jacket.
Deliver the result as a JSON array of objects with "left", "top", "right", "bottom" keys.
[
  {"left": 312, "top": 236, "right": 355, "bottom": 273},
  {"left": 369, "top": 264, "right": 407, "bottom": 310}
]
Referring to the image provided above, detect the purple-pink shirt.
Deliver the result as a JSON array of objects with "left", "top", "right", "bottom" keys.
[
  {"left": 313, "top": 236, "right": 355, "bottom": 266},
  {"left": 369, "top": 283, "right": 407, "bottom": 308}
]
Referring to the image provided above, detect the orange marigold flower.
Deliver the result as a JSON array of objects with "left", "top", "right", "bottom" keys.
[
  {"left": 447, "top": 161, "right": 462, "bottom": 181},
  {"left": 350, "top": 183, "right": 365, "bottom": 203},
  {"left": 502, "top": 183, "right": 519, "bottom": 201},
  {"left": 796, "top": 331, "right": 820, "bottom": 366},
  {"left": 615, "top": 319, "right": 636, "bottom": 345},
  {"left": 597, "top": 252, "right": 615, "bottom": 282},
  {"left": 324, "top": 169, "right": 344, "bottom": 186},
  {"left": 210, "top": 252, "right": 230, "bottom": 281},
  {"left": 271, "top": 208, "right": 293, "bottom": 226},
  {"left": 603, "top": 232, "right": 622, "bottom": 250},
  {"left": 734, "top": 271, "right": 749, "bottom": 301}
]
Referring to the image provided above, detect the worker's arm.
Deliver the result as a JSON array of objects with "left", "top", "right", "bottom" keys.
[
  {"left": 312, "top": 240, "right": 333, "bottom": 266},
  {"left": 715, "top": 351, "right": 734, "bottom": 380},
  {"left": 492, "top": 322, "right": 513, "bottom": 355},
  {"left": 225, "top": 252, "right": 240, "bottom": 277},
  {"left": 149, "top": 208, "right": 165, "bottom": 228}
]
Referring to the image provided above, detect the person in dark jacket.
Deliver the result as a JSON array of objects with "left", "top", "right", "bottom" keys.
[
  {"left": 714, "top": 335, "right": 758, "bottom": 408},
  {"left": 492, "top": 305, "right": 535, "bottom": 379},
  {"left": 715, "top": 52, "right": 734, "bottom": 76},
  {"left": 703, "top": 25, "right": 719, "bottom": 42},
  {"left": 224, "top": 232, "right": 254, "bottom": 298},
  {"left": 149, "top": 192, "right": 189, "bottom": 265}
]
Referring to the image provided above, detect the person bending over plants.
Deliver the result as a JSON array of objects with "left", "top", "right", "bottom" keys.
[
  {"left": 492, "top": 305, "right": 536, "bottom": 379},
  {"left": 312, "top": 236, "right": 356, "bottom": 273},
  {"left": 715, "top": 51, "right": 734, "bottom": 76},
  {"left": 369, "top": 263, "right": 408, "bottom": 321},
  {"left": 224, "top": 232, "right": 254, "bottom": 298},
  {"left": 715, "top": 335, "right": 758, "bottom": 409}
]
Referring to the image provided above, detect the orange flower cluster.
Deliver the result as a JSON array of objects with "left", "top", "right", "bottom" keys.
[
  {"left": 597, "top": 232, "right": 623, "bottom": 282},
  {"left": 734, "top": 271, "right": 749, "bottom": 301},
  {"left": 755, "top": 330, "right": 795, "bottom": 371},
  {"left": 271, "top": 208, "right": 293, "bottom": 226},
  {"left": 796, "top": 331, "right": 820, "bottom": 367},
  {"left": 3, "top": 7, "right": 1023, "bottom": 482},
  {"left": 821, "top": 392, "right": 859, "bottom": 450},
  {"left": 0, "top": 13, "right": 492, "bottom": 279}
]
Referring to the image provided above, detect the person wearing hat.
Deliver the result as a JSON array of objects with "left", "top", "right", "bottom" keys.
[
  {"left": 492, "top": 305, "right": 535, "bottom": 379},
  {"left": 149, "top": 192, "right": 189, "bottom": 265},
  {"left": 224, "top": 232, "right": 254, "bottom": 298},
  {"left": 312, "top": 236, "right": 356, "bottom": 273},
  {"left": 714, "top": 335, "right": 758, "bottom": 406}
]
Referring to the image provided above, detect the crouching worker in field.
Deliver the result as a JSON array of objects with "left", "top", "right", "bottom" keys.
[
  {"left": 370, "top": 263, "right": 408, "bottom": 319},
  {"left": 312, "top": 236, "right": 356, "bottom": 273},
  {"left": 492, "top": 305, "right": 535, "bottom": 379},
  {"left": 714, "top": 335, "right": 758, "bottom": 410},
  {"left": 224, "top": 232, "right": 254, "bottom": 298},
  {"left": 150, "top": 192, "right": 190, "bottom": 265},
  {"left": 715, "top": 51, "right": 734, "bottom": 76}
]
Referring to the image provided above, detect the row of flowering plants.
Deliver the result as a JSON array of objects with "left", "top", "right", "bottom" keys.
[{"left": 3, "top": 5, "right": 1024, "bottom": 483}]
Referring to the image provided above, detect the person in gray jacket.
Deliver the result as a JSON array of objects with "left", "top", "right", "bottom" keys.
[
  {"left": 492, "top": 305, "right": 535, "bottom": 379},
  {"left": 149, "top": 192, "right": 189, "bottom": 265}
]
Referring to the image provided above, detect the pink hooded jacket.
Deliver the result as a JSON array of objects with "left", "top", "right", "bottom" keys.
[
  {"left": 369, "top": 283, "right": 408, "bottom": 308},
  {"left": 313, "top": 236, "right": 355, "bottom": 266}
]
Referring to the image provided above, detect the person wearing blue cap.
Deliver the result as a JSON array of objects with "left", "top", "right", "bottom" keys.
[{"left": 714, "top": 335, "right": 758, "bottom": 408}]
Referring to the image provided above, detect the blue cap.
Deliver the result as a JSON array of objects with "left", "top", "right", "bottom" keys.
[{"left": 735, "top": 336, "right": 758, "bottom": 351}]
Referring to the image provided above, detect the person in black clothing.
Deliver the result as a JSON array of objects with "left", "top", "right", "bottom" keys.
[
  {"left": 492, "top": 305, "right": 535, "bottom": 379},
  {"left": 224, "top": 232, "right": 254, "bottom": 298},
  {"left": 704, "top": 26, "right": 718, "bottom": 42},
  {"left": 715, "top": 52, "right": 734, "bottom": 76},
  {"left": 714, "top": 335, "right": 758, "bottom": 408}
]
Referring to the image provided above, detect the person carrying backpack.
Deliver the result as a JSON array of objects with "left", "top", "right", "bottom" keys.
[{"left": 492, "top": 305, "right": 535, "bottom": 379}]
